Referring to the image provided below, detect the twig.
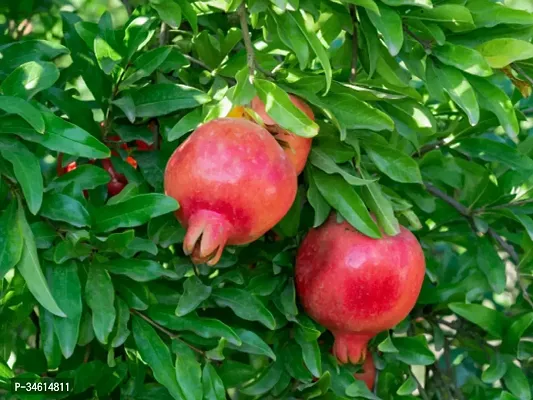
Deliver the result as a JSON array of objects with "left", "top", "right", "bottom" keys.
[
  {"left": 238, "top": 2, "right": 256, "bottom": 81},
  {"left": 512, "top": 63, "right": 533, "bottom": 87},
  {"left": 411, "top": 372, "right": 430, "bottom": 400},
  {"left": 130, "top": 309, "right": 205, "bottom": 355},
  {"left": 403, "top": 26, "right": 432, "bottom": 52},
  {"left": 349, "top": 5, "right": 358, "bottom": 83},
  {"left": 413, "top": 138, "right": 448, "bottom": 157},
  {"left": 183, "top": 54, "right": 212, "bottom": 72},
  {"left": 424, "top": 182, "right": 470, "bottom": 217},
  {"left": 478, "top": 198, "right": 533, "bottom": 211},
  {"left": 159, "top": 22, "right": 169, "bottom": 46}
]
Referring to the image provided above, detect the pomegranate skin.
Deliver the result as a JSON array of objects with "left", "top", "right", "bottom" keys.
[
  {"left": 251, "top": 95, "right": 314, "bottom": 175},
  {"left": 296, "top": 214, "right": 425, "bottom": 364},
  {"left": 164, "top": 118, "right": 297, "bottom": 266},
  {"left": 355, "top": 352, "right": 376, "bottom": 391}
]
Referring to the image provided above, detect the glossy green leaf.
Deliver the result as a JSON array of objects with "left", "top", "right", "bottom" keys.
[
  {"left": 227, "top": 328, "right": 276, "bottom": 360},
  {"left": 110, "top": 297, "right": 131, "bottom": 348},
  {"left": 502, "top": 312, "right": 533, "bottom": 355},
  {"left": 92, "top": 194, "right": 179, "bottom": 232},
  {"left": 503, "top": 363, "right": 531, "bottom": 400},
  {"left": 202, "top": 363, "right": 226, "bottom": 400},
  {"left": 0, "top": 40, "right": 68, "bottom": 76},
  {"left": 120, "top": 46, "right": 172, "bottom": 88},
  {"left": 449, "top": 302, "right": 506, "bottom": 338},
  {"left": 307, "top": 167, "right": 331, "bottom": 227},
  {"left": 47, "top": 165, "right": 111, "bottom": 192},
  {"left": 364, "top": 142, "right": 422, "bottom": 183},
  {"left": 212, "top": 288, "right": 276, "bottom": 329},
  {"left": 240, "top": 361, "right": 283, "bottom": 396},
  {"left": 360, "top": 173, "right": 400, "bottom": 236},
  {"left": 0, "top": 201, "right": 23, "bottom": 279},
  {"left": 132, "top": 316, "right": 185, "bottom": 400},
  {"left": 86, "top": 266, "right": 116, "bottom": 344},
  {"left": 1, "top": 61, "right": 59, "bottom": 99},
  {"left": 295, "top": 326, "right": 321, "bottom": 378},
  {"left": 477, "top": 38, "right": 533, "bottom": 68},
  {"left": 366, "top": 5, "right": 403, "bottom": 56},
  {"left": 254, "top": 79, "right": 318, "bottom": 138},
  {"left": 105, "top": 258, "right": 179, "bottom": 282},
  {"left": 406, "top": 5, "right": 475, "bottom": 32},
  {"left": 273, "top": 11, "right": 310, "bottom": 70},
  {"left": 396, "top": 375, "right": 417, "bottom": 396},
  {"left": 482, "top": 354, "right": 508, "bottom": 384},
  {"left": 339, "top": 0, "right": 379, "bottom": 14},
  {"left": 467, "top": 0, "right": 533, "bottom": 28},
  {"left": 176, "top": 276, "right": 212, "bottom": 316},
  {"left": 174, "top": 340, "right": 202, "bottom": 400},
  {"left": 392, "top": 336, "right": 436, "bottom": 365},
  {"left": 41, "top": 193, "right": 90, "bottom": 227},
  {"left": 312, "top": 168, "right": 381, "bottom": 238},
  {"left": 346, "top": 380, "right": 380, "bottom": 399},
  {"left": 152, "top": 0, "right": 182, "bottom": 29},
  {"left": 456, "top": 138, "right": 533, "bottom": 172},
  {"left": 381, "top": 0, "right": 432, "bottom": 7},
  {"left": 433, "top": 43, "right": 492, "bottom": 76},
  {"left": 309, "top": 149, "right": 374, "bottom": 186}
]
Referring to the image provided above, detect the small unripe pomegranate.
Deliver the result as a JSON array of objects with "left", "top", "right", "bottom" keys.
[
  {"left": 251, "top": 95, "right": 314, "bottom": 175},
  {"left": 355, "top": 352, "right": 376, "bottom": 390},
  {"left": 164, "top": 118, "right": 297, "bottom": 266},
  {"left": 296, "top": 214, "right": 425, "bottom": 364}
]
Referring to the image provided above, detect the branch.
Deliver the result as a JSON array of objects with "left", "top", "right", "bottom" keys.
[
  {"left": 183, "top": 54, "right": 212, "bottom": 72},
  {"left": 424, "top": 182, "right": 470, "bottom": 217},
  {"left": 403, "top": 26, "right": 432, "bottom": 52},
  {"left": 349, "top": 5, "right": 358, "bottom": 83},
  {"left": 131, "top": 309, "right": 205, "bottom": 355},
  {"left": 159, "top": 22, "right": 169, "bottom": 46},
  {"left": 238, "top": 2, "right": 256, "bottom": 81}
]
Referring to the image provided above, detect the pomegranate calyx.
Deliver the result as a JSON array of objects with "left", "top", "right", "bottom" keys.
[
  {"left": 183, "top": 210, "right": 232, "bottom": 267},
  {"left": 332, "top": 331, "right": 374, "bottom": 365}
]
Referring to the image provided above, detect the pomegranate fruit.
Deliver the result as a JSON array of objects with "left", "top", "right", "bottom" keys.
[
  {"left": 355, "top": 352, "right": 376, "bottom": 390},
  {"left": 164, "top": 118, "right": 297, "bottom": 266},
  {"left": 251, "top": 95, "right": 314, "bottom": 175},
  {"left": 295, "top": 214, "right": 425, "bottom": 364}
]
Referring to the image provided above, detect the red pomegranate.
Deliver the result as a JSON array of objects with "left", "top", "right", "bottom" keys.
[
  {"left": 251, "top": 95, "right": 314, "bottom": 175},
  {"left": 295, "top": 214, "right": 425, "bottom": 364},
  {"left": 355, "top": 352, "right": 376, "bottom": 390},
  {"left": 164, "top": 118, "right": 297, "bottom": 266}
]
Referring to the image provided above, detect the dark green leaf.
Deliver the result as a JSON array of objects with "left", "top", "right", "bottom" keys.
[
  {"left": 365, "top": 142, "right": 422, "bottom": 183},
  {"left": 433, "top": 43, "right": 492, "bottom": 77},
  {"left": 1, "top": 61, "right": 59, "bottom": 99},
  {"left": 502, "top": 312, "right": 533, "bottom": 355},
  {"left": 152, "top": 0, "right": 182, "bottom": 29},
  {"left": 503, "top": 363, "right": 531, "bottom": 400},
  {"left": 392, "top": 336, "right": 436, "bottom": 365},
  {"left": 309, "top": 148, "right": 374, "bottom": 186},
  {"left": 456, "top": 138, "right": 533, "bottom": 172},
  {"left": 449, "top": 302, "right": 506, "bottom": 338},
  {"left": 105, "top": 258, "right": 179, "bottom": 282},
  {"left": 47, "top": 165, "right": 111, "bottom": 192},
  {"left": 482, "top": 354, "right": 507, "bottom": 384},
  {"left": 174, "top": 340, "right": 202, "bottom": 400},
  {"left": 366, "top": 5, "right": 403, "bottom": 56},
  {"left": 240, "top": 361, "right": 283, "bottom": 396},
  {"left": 0, "top": 201, "right": 23, "bottom": 279},
  {"left": 346, "top": 380, "right": 380, "bottom": 399},
  {"left": 405, "top": 5, "right": 475, "bottom": 32},
  {"left": 41, "top": 193, "right": 90, "bottom": 227},
  {"left": 176, "top": 276, "right": 212, "bottom": 316},
  {"left": 86, "top": 266, "right": 116, "bottom": 344},
  {"left": 227, "top": 328, "right": 276, "bottom": 360},
  {"left": 202, "top": 363, "right": 226, "bottom": 400}
]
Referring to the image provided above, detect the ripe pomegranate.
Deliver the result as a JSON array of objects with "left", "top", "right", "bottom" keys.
[
  {"left": 295, "top": 214, "right": 425, "bottom": 364},
  {"left": 355, "top": 352, "right": 376, "bottom": 390},
  {"left": 164, "top": 118, "right": 297, "bottom": 266},
  {"left": 251, "top": 95, "right": 314, "bottom": 175}
]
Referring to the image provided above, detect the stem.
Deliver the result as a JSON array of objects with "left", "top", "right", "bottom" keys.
[
  {"left": 159, "top": 22, "right": 169, "bottom": 46},
  {"left": 183, "top": 54, "right": 212, "bottom": 72},
  {"left": 403, "top": 26, "right": 432, "bottom": 51},
  {"left": 512, "top": 63, "right": 533, "bottom": 87},
  {"left": 238, "top": 2, "right": 256, "bottom": 81},
  {"left": 130, "top": 309, "right": 204, "bottom": 355},
  {"left": 411, "top": 372, "right": 430, "bottom": 400},
  {"left": 424, "top": 182, "right": 470, "bottom": 217},
  {"left": 349, "top": 5, "right": 358, "bottom": 83}
]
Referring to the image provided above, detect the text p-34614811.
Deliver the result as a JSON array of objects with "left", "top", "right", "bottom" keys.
[{"left": 11, "top": 378, "right": 74, "bottom": 394}]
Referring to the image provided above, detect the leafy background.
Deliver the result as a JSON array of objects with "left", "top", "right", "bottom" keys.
[{"left": 1, "top": 0, "right": 533, "bottom": 399}]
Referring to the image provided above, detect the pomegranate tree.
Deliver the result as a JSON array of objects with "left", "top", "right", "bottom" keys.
[
  {"left": 251, "top": 95, "right": 314, "bottom": 175},
  {"left": 164, "top": 118, "right": 297, "bottom": 266},
  {"left": 296, "top": 214, "right": 425, "bottom": 364}
]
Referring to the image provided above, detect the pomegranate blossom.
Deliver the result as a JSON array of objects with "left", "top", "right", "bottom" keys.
[
  {"left": 296, "top": 214, "right": 425, "bottom": 364},
  {"left": 164, "top": 118, "right": 297, "bottom": 266}
]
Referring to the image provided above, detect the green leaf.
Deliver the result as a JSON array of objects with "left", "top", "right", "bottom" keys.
[
  {"left": 380, "top": 99, "right": 437, "bottom": 136},
  {"left": 105, "top": 258, "right": 179, "bottom": 282},
  {"left": 16, "top": 202, "right": 66, "bottom": 317},
  {"left": 346, "top": 380, "right": 380, "bottom": 399},
  {"left": 47, "top": 260, "right": 82, "bottom": 359},
  {"left": 467, "top": 75, "right": 519, "bottom": 139},
  {"left": 0, "top": 201, "right": 23, "bottom": 279},
  {"left": 312, "top": 168, "right": 381, "bottom": 239},
  {"left": 366, "top": 5, "right": 403, "bottom": 56},
  {"left": 120, "top": 46, "right": 172, "bottom": 88},
  {"left": 175, "top": 0, "right": 198, "bottom": 33},
  {"left": 166, "top": 109, "right": 203, "bottom": 142},
  {"left": 0, "top": 40, "right": 69, "bottom": 76},
  {"left": 110, "top": 297, "right": 131, "bottom": 348},
  {"left": 174, "top": 341, "right": 202, "bottom": 400},
  {"left": 467, "top": 0, "right": 533, "bottom": 28},
  {"left": 307, "top": 167, "right": 331, "bottom": 227},
  {"left": 254, "top": 79, "right": 318, "bottom": 138},
  {"left": 92, "top": 194, "right": 179, "bottom": 232},
  {"left": 1, "top": 61, "right": 59, "bottom": 99},
  {"left": 0, "top": 96, "right": 44, "bottom": 135},
  {"left": 295, "top": 327, "right": 321, "bottom": 378},
  {"left": 360, "top": 175, "right": 400, "bottom": 236},
  {"left": 132, "top": 316, "right": 185, "bottom": 400},
  {"left": 124, "top": 16, "right": 156, "bottom": 60},
  {"left": 86, "top": 266, "right": 116, "bottom": 344},
  {"left": 152, "top": 0, "right": 182, "bottom": 29},
  {"left": 212, "top": 288, "right": 276, "bottom": 329},
  {"left": 378, "top": 333, "right": 399, "bottom": 353},
  {"left": 381, "top": 0, "right": 432, "bottom": 7},
  {"left": 94, "top": 37, "right": 122, "bottom": 74},
  {"left": 503, "top": 363, "right": 531, "bottom": 400},
  {"left": 364, "top": 142, "right": 422, "bottom": 184},
  {"left": 431, "top": 62, "right": 479, "bottom": 125},
  {"left": 287, "top": 11, "right": 332, "bottom": 94},
  {"left": 130, "top": 83, "right": 210, "bottom": 118},
  {"left": 396, "top": 374, "right": 417, "bottom": 396},
  {"left": 0, "top": 138, "right": 43, "bottom": 214},
  {"left": 449, "top": 302, "right": 506, "bottom": 338},
  {"left": 476, "top": 236, "right": 506, "bottom": 294},
  {"left": 309, "top": 149, "right": 374, "bottom": 186},
  {"left": 406, "top": 5, "right": 475, "bottom": 32},
  {"left": 176, "top": 276, "right": 212, "bottom": 316},
  {"left": 240, "top": 361, "right": 283, "bottom": 396},
  {"left": 477, "top": 38, "right": 533, "bottom": 68},
  {"left": 433, "top": 43, "right": 492, "bottom": 77},
  {"left": 392, "top": 336, "right": 436, "bottom": 365},
  {"left": 273, "top": 11, "right": 310, "bottom": 70},
  {"left": 482, "top": 354, "right": 508, "bottom": 384},
  {"left": 148, "top": 305, "right": 242, "bottom": 345},
  {"left": 47, "top": 165, "right": 111, "bottom": 192},
  {"left": 456, "top": 138, "right": 533, "bottom": 173},
  {"left": 227, "top": 328, "right": 276, "bottom": 360},
  {"left": 202, "top": 363, "right": 226, "bottom": 400},
  {"left": 41, "top": 193, "right": 90, "bottom": 227},
  {"left": 502, "top": 312, "right": 533, "bottom": 355},
  {"left": 39, "top": 307, "right": 62, "bottom": 369},
  {"left": 230, "top": 67, "right": 256, "bottom": 105}
]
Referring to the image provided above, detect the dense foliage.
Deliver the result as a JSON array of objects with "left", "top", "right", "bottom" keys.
[{"left": 1, "top": 0, "right": 533, "bottom": 399}]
